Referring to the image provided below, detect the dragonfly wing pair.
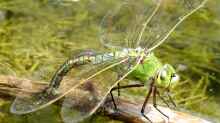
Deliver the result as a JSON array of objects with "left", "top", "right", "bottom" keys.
[
  {"left": 11, "top": 56, "right": 134, "bottom": 121},
  {"left": 10, "top": 56, "right": 129, "bottom": 114},
  {"left": 61, "top": 58, "right": 140, "bottom": 123},
  {"left": 100, "top": 0, "right": 207, "bottom": 51}
]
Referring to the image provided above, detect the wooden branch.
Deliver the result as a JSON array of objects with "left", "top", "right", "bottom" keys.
[{"left": 0, "top": 75, "right": 212, "bottom": 123}]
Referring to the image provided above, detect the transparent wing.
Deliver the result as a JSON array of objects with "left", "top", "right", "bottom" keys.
[
  {"left": 61, "top": 57, "right": 143, "bottom": 123},
  {"left": 10, "top": 57, "right": 128, "bottom": 115},
  {"left": 100, "top": 0, "right": 157, "bottom": 49},
  {"left": 137, "top": 0, "right": 207, "bottom": 52},
  {"left": 99, "top": 0, "right": 207, "bottom": 50}
]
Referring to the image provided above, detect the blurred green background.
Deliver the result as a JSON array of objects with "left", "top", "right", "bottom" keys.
[{"left": 0, "top": 0, "right": 219, "bottom": 123}]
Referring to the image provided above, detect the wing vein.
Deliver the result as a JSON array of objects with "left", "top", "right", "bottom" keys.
[
  {"left": 28, "top": 57, "right": 129, "bottom": 111},
  {"left": 136, "top": 0, "right": 162, "bottom": 47},
  {"left": 89, "top": 52, "right": 145, "bottom": 115},
  {"left": 147, "top": 0, "right": 208, "bottom": 52}
]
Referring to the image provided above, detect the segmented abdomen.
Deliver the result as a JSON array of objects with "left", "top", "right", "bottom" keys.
[{"left": 48, "top": 51, "right": 122, "bottom": 90}]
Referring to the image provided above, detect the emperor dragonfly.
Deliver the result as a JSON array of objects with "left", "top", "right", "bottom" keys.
[{"left": 10, "top": 0, "right": 208, "bottom": 123}]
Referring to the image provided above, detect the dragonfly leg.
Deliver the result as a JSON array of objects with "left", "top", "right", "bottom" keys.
[
  {"left": 110, "top": 83, "right": 144, "bottom": 110},
  {"left": 117, "top": 82, "right": 120, "bottom": 97},
  {"left": 141, "top": 80, "right": 154, "bottom": 123},
  {"left": 153, "top": 87, "right": 169, "bottom": 121},
  {"left": 156, "top": 91, "right": 170, "bottom": 108},
  {"left": 116, "top": 69, "right": 124, "bottom": 97},
  {"left": 116, "top": 58, "right": 134, "bottom": 97},
  {"left": 110, "top": 89, "right": 118, "bottom": 110},
  {"left": 166, "top": 89, "right": 177, "bottom": 108}
]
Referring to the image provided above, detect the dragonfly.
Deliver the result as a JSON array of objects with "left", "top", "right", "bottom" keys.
[{"left": 10, "top": 0, "right": 208, "bottom": 123}]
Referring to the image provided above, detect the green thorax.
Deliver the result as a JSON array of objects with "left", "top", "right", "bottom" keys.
[{"left": 130, "top": 53, "right": 162, "bottom": 82}]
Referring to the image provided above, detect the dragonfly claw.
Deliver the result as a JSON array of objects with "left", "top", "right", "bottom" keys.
[{"left": 141, "top": 112, "right": 153, "bottom": 123}]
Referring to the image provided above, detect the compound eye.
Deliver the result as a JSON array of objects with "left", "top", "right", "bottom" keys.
[
  {"left": 171, "top": 73, "right": 179, "bottom": 83},
  {"left": 160, "top": 70, "right": 167, "bottom": 80},
  {"left": 171, "top": 73, "right": 176, "bottom": 78}
]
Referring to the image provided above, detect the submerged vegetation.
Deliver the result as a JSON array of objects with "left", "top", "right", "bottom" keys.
[{"left": 0, "top": 0, "right": 219, "bottom": 122}]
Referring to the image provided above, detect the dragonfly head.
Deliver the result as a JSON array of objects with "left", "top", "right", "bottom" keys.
[{"left": 156, "top": 64, "right": 179, "bottom": 89}]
